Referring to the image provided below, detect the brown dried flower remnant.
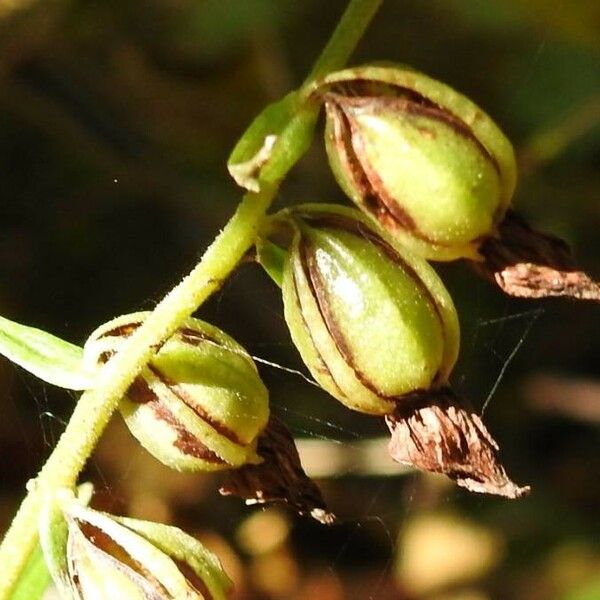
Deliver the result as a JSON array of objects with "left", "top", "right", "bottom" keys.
[
  {"left": 478, "top": 211, "right": 600, "bottom": 301},
  {"left": 220, "top": 416, "right": 336, "bottom": 525},
  {"left": 386, "top": 388, "right": 530, "bottom": 498}
]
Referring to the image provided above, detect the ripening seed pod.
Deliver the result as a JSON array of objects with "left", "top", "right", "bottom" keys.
[
  {"left": 311, "top": 65, "right": 517, "bottom": 261},
  {"left": 39, "top": 493, "right": 231, "bottom": 600},
  {"left": 83, "top": 313, "right": 269, "bottom": 471},
  {"left": 278, "top": 204, "right": 460, "bottom": 415}
]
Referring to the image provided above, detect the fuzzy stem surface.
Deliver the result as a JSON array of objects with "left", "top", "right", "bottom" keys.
[{"left": 0, "top": 1, "right": 383, "bottom": 595}]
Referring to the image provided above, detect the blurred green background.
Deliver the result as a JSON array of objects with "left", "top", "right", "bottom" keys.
[{"left": 1, "top": 1, "right": 599, "bottom": 598}]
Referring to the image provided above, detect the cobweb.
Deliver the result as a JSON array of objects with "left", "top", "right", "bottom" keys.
[
  {"left": 11, "top": 216, "right": 547, "bottom": 597},
  {"left": 251, "top": 305, "right": 542, "bottom": 595},
  {"left": 5, "top": 23, "right": 557, "bottom": 595},
  {"left": 10, "top": 300, "right": 542, "bottom": 599},
  {"left": 6, "top": 255, "right": 546, "bottom": 598}
]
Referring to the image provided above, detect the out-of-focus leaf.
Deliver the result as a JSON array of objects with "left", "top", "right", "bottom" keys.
[
  {"left": 0, "top": 314, "right": 92, "bottom": 390},
  {"left": 178, "top": 0, "right": 297, "bottom": 59},
  {"left": 511, "top": 0, "right": 600, "bottom": 49},
  {"left": 507, "top": 43, "right": 600, "bottom": 134},
  {"left": 563, "top": 579, "right": 600, "bottom": 600},
  {"left": 441, "top": 0, "right": 526, "bottom": 32}
]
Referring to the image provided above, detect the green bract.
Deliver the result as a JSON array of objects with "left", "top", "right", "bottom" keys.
[
  {"left": 83, "top": 313, "right": 269, "bottom": 471},
  {"left": 277, "top": 204, "right": 460, "bottom": 415},
  {"left": 310, "top": 65, "right": 517, "bottom": 261},
  {"left": 0, "top": 314, "right": 93, "bottom": 390},
  {"left": 39, "top": 492, "right": 231, "bottom": 600},
  {"left": 227, "top": 91, "right": 318, "bottom": 193}
]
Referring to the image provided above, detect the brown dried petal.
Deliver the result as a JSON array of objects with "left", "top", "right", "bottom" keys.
[
  {"left": 478, "top": 210, "right": 600, "bottom": 301},
  {"left": 219, "top": 415, "right": 336, "bottom": 525},
  {"left": 385, "top": 388, "right": 530, "bottom": 498}
]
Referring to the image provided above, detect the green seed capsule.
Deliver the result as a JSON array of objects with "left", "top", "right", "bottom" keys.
[
  {"left": 279, "top": 204, "right": 460, "bottom": 415},
  {"left": 39, "top": 493, "right": 232, "bottom": 600},
  {"left": 312, "top": 65, "right": 517, "bottom": 261},
  {"left": 83, "top": 313, "right": 269, "bottom": 471}
]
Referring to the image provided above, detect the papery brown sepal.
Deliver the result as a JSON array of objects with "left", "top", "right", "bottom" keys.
[
  {"left": 220, "top": 416, "right": 336, "bottom": 525},
  {"left": 386, "top": 387, "right": 530, "bottom": 498},
  {"left": 478, "top": 211, "right": 600, "bottom": 301}
]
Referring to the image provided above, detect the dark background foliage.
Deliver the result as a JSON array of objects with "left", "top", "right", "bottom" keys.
[{"left": 1, "top": 1, "right": 599, "bottom": 598}]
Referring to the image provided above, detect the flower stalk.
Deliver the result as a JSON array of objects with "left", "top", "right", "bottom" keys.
[{"left": 0, "top": 1, "right": 384, "bottom": 596}]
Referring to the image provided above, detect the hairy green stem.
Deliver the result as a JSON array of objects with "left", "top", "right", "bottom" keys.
[
  {"left": 0, "top": 186, "right": 274, "bottom": 598},
  {"left": 0, "top": 0, "right": 383, "bottom": 596}
]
